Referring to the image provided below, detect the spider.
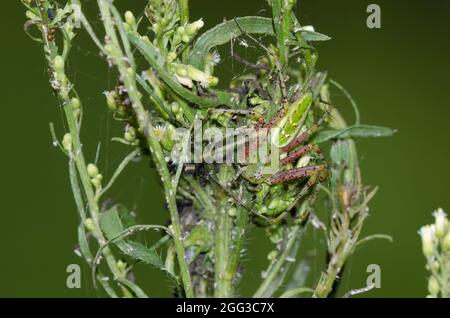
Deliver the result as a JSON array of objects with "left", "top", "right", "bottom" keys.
[
  {"left": 239, "top": 94, "right": 331, "bottom": 217},
  {"left": 207, "top": 89, "right": 332, "bottom": 219}
]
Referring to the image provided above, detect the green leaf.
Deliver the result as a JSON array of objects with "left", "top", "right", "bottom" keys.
[
  {"left": 301, "top": 30, "right": 331, "bottom": 42},
  {"left": 355, "top": 234, "right": 394, "bottom": 250},
  {"left": 77, "top": 224, "right": 93, "bottom": 263},
  {"left": 314, "top": 125, "right": 396, "bottom": 143},
  {"left": 100, "top": 206, "right": 163, "bottom": 268},
  {"left": 190, "top": 16, "right": 276, "bottom": 69},
  {"left": 128, "top": 32, "right": 237, "bottom": 109}
]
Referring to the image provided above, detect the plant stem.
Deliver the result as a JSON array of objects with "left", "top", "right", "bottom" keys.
[
  {"left": 225, "top": 205, "right": 248, "bottom": 293},
  {"left": 179, "top": 0, "right": 190, "bottom": 63},
  {"left": 253, "top": 220, "right": 308, "bottom": 297},
  {"left": 96, "top": 0, "right": 193, "bottom": 297},
  {"left": 34, "top": 9, "right": 126, "bottom": 293},
  {"left": 214, "top": 201, "right": 233, "bottom": 297},
  {"left": 214, "top": 166, "right": 234, "bottom": 297},
  {"left": 63, "top": 99, "right": 124, "bottom": 282},
  {"left": 271, "top": 0, "right": 289, "bottom": 67},
  {"left": 312, "top": 245, "right": 346, "bottom": 298}
]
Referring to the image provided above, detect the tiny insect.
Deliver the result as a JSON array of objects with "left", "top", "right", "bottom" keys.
[
  {"left": 47, "top": 28, "right": 56, "bottom": 42},
  {"left": 47, "top": 8, "right": 57, "bottom": 22}
]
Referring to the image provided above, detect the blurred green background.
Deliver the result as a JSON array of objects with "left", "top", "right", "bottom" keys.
[{"left": 1, "top": 0, "right": 449, "bottom": 297}]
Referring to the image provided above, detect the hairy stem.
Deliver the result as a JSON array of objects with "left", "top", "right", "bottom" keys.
[
  {"left": 253, "top": 219, "right": 308, "bottom": 297},
  {"left": 179, "top": 0, "right": 190, "bottom": 63},
  {"left": 271, "top": 0, "right": 289, "bottom": 66},
  {"left": 96, "top": 0, "right": 193, "bottom": 297},
  {"left": 225, "top": 205, "right": 248, "bottom": 293},
  {"left": 214, "top": 166, "right": 234, "bottom": 297},
  {"left": 214, "top": 201, "right": 233, "bottom": 297},
  {"left": 31, "top": 6, "right": 127, "bottom": 293}
]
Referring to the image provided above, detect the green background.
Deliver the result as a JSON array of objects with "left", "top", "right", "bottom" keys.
[{"left": 1, "top": 0, "right": 449, "bottom": 297}]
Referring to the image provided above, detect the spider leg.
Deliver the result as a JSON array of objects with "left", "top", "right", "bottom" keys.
[
  {"left": 281, "top": 104, "right": 334, "bottom": 153},
  {"left": 280, "top": 144, "right": 320, "bottom": 165},
  {"left": 283, "top": 167, "right": 329, "bottom": 213},
  {"left": 269, "top": 164, "right": 326, "bottom": 185},
  {"left": 209, "top": 175, "right": 270, "bottom": 221}
]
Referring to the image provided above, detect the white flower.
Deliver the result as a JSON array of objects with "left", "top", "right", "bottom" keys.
[
  {"left": 153, "top": 125, "right": 166, "bottom": 141},
  {"left": 433, "top": 208, "right": 448, "bottom": 238},
  {"left": 419, "top": 225, "right": 435, "bottom": 258},
  {"left": 211, "top": 50, "right": 221, "bottom": 65}
]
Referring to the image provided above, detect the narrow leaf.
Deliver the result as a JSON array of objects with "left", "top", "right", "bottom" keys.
[
  {"left": 314, "top": 125, "right": 396, "bottom": 143},
  {"left": 302, "top": 30, "right": 331, "bottom": 42},
  {"left": 99, "top": 206, "right": 164, "bottom": 268},
  {"left": 355, "top": 234, "right": 394, "bottom": 249},
  {"left": 128, "top": 32, "right": 237, "bottom": 108},
  {"left": 190, "top": 16, "right": 275, "bottom": 69}
]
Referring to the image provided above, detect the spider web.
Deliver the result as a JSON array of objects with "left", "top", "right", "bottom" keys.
[{"left": 53, "top": 0, "right": 329, "bottom": 296}]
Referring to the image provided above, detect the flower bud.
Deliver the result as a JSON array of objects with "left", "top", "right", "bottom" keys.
[
  {"left": 160, "top": 17, "right": 169, "bottom": 27},
  {"left": 181, "top": 34, "right": 190, "bottom": 43},
  {"left": 443, "top": 231, "right": 450, "bottom": 252},
  {"left": 91, "top": 174, "right": 103, "bottom": 188},
  {"left": 185, "top": 64, "right": 218, "bottom": 87},
  {"left": 53, "top": 55, "right": 65, "bottom": 73},
  {"left": 84, "top": 218, "right": 95, "bottom": 232},
  {"left": 71, "top": 98, "right": 81, "bottom": 110},
  {"left": 167, "top": 51, "right": 177, "bottom": 63},
  {"left": 228, "top": 207, "right": 237, "bottom": 217},
  {"left": 154, "top": 123, "right": 176, "bottom": 150},
  {"left": 185, "top": 19, "right": 204, "bottom": 36},
  {"left": 152, "top": 23, "right": 161, "bottom": 34},
  {"left": 26, "top": 10, "right": 39, "bottom": 21},
  {"left": 124, "top": 125, "right": 137, "bottom": 142},
  {"left": 87, "top": 163, "right": 99, "bottom": 178},
  {"left": 431, "top": 260, "right": 440, "bottom": 271},
  {"left": 428, "top": 276, "right": 440, "bottom": 296},
  {"left": 124, "top": 11, "right": 136, "bottom": 27},
  {"left": 63, "top": 23, "right": 75, "bottom": 40},
  {"left": 173, "top": 64, "right": 188, "bottom": 78},
  {"left": 141, "top": 35, "right": 151, "bottom": 43},
  {"left": 95, "top": 174, "right": 103, "bottom": 182},
  {"left": 124, "top": 132, "right": 133, "bottom": 143},
  {"left": 178, "top": 25, "right": 186, "bottom": 33},
  {"left": 116, "top": 259, "right": 127, "bottom": 272},
  {"left": 433, "top": 208, "right": 448, "bottom": 239},
  {"left": 62, "top": 133, "right": 72, "bottom": 152},
  {"left": 206, "top": 76, "right": 219, "bottom": 87},
  {"left": 267, "top": 250, "right": 278, "bottom": 261},
  {"left": 105, "top": 91, "right": 117, "bottom": 111},
  {"left": 419, "top": 225, "right": 435, "bottom": 258}
]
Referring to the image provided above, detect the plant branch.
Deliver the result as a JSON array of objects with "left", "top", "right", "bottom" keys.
[{"left": 96, "top": 0, "right": 193, "bottom": 297}]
